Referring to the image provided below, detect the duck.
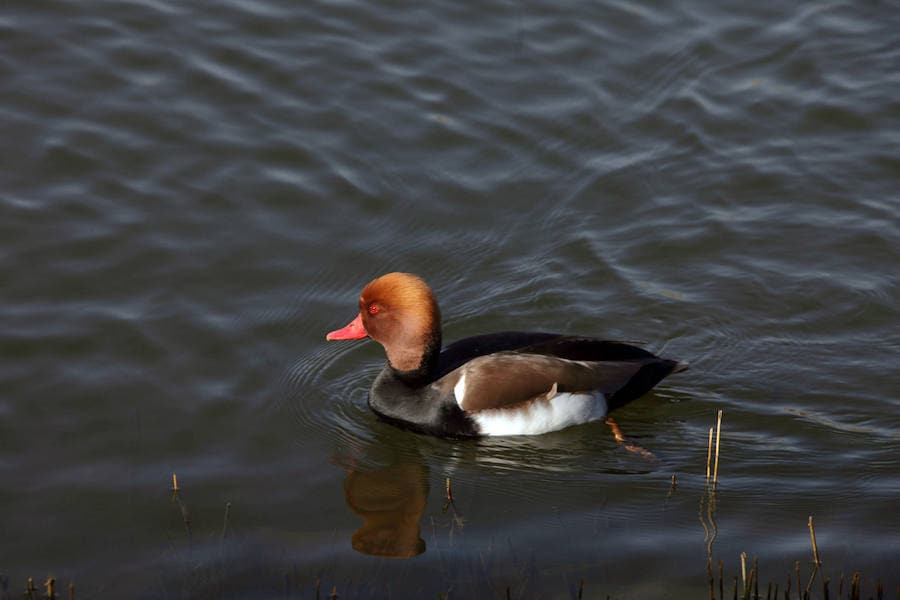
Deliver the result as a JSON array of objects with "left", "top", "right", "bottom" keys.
[{"left": 326, "top": 272, "right": 687, "bottom": 438}]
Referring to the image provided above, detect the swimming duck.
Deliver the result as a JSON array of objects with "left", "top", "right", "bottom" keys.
[{"left": 326, "top": 272, "right": 687, "bottom": 438}]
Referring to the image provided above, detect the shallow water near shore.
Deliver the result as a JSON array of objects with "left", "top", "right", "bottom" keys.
[{"left": 2, "top": 0, "right": 899, "bottom": 597}]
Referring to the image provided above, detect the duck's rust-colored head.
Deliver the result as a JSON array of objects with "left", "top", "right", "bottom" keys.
[{"left": 327, "top": 272, "right": 442, "bottom": 372}]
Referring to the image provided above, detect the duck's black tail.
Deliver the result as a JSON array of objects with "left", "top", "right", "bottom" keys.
[{"left": 606, "top": 358, "right": 687, "bottom": 411}]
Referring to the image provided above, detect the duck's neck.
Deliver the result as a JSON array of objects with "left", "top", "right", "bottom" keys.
[
  {"left": 386, "top": 331, "right": 441, "bottom": 387},
  {"left": 370, "top": 330, "right": 479, "bottom": 438}
]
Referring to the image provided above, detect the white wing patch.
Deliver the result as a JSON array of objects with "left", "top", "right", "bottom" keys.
[
  {"left": 471, "top": 392, "right": 608, "bottom": 436},
  {"left": 453, "top": 371, "right": 467, "bottom": 408}
]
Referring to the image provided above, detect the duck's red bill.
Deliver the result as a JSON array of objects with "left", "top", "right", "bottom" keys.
[{"left": 326, "top": 313, "right": 367, "bottom": 340}]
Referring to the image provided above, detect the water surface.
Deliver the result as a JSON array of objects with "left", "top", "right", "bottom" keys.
[{"left": 1, "top": 0, "right": 898, "bottom": 597}]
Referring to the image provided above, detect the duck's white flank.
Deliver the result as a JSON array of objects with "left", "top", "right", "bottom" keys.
[{"left": 470, "top": 392, "right": 608, "bottom": 436}]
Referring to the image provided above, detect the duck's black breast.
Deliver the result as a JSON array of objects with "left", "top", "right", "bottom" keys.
[{"left": 368, "top": 366, "right": 479, "bottom": 438}]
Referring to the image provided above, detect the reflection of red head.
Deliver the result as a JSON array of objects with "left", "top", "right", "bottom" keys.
[{"left": 344, "top": 463, "right": 428, "bottom": 558}]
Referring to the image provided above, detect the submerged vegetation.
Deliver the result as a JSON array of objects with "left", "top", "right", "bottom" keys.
[
  {"left": 697, "top": 410, "right": 895, "bottom": 600},
  {"left": 3, "top": 519, "right": 896, "bottom": 599},
  {"left": 4, "top": 413, "right": 897, "bottom": 599}
]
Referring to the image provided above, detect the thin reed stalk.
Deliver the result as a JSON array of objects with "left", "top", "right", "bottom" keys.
[
  {"left": 804, "top": 516, "right": 822, "bottom": 596},
  {"left": 170, "top": 473, "right": 192, "bottom": 546},
  {"left": 719, "top": 560, "right": 724, "bottom": 600},
  {"left": 713, "top": 409, "right": 723, "bottom": 484},
  {"left": 808, "top": 516, "right": 821, "bottom": 567},
  {"left": 741, "top": 552, "right": 748, "bottom": 596},
  {"left": 754, "top": 557, "right": 760, "bottom": 600}
]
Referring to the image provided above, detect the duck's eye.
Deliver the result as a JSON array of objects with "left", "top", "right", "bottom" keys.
[{"left": 368, "top": 304, "right": 379, "bottom": 315}]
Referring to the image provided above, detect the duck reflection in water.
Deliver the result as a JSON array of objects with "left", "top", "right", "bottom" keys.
[{"left": 340, "top": 447, "right": 429, "bottom": 558}]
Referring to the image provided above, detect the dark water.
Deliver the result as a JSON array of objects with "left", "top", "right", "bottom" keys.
[{"left": 2, "top": 0, "right": 899, "bottom": 597}]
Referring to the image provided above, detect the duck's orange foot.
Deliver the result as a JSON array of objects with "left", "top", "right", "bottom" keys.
[{"left": 605, "top": 416, "right": 657, "bottom": 461}]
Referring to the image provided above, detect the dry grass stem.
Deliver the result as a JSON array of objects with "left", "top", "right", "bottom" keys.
[
  {"left": 169, "top": 474, "right": 192, "bottom": 545},
  {"left": 713, "top": 409, "right": 723, "bottom": 484},
  {"left": 741, "top": 551, "right": 748, "bottom": 594},
  {"left": 808, "top": 516, "right": 821, "bottom": 567},
  {"left": 753, "top": 557, "right": 759, "bottom": 599}
]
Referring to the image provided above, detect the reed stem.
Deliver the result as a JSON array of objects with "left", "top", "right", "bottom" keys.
[
  {"left": 754, "top": 556, "right": 759, "bottom": 600},
  {"left": 170, "top": 473, "right": 192, "bottom": 545},
  {"left": 719, "top": 559, "right": 724, "bottom": 600},
  {"left": 804, "top": 516, "right": 821, "bottom": 596},
  {"left": 808, "top": 516, "right": 820, "bottom": 567},
  {"left": 713, "top": 409, "right": 724, "bottom": 484},
  {"left": 741, "top": 552, "right": 748, "bottom": 595}
]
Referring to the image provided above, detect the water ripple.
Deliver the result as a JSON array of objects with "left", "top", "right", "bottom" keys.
[{"left": 3, "top": 0, "right": 900, "bottom": 592}]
